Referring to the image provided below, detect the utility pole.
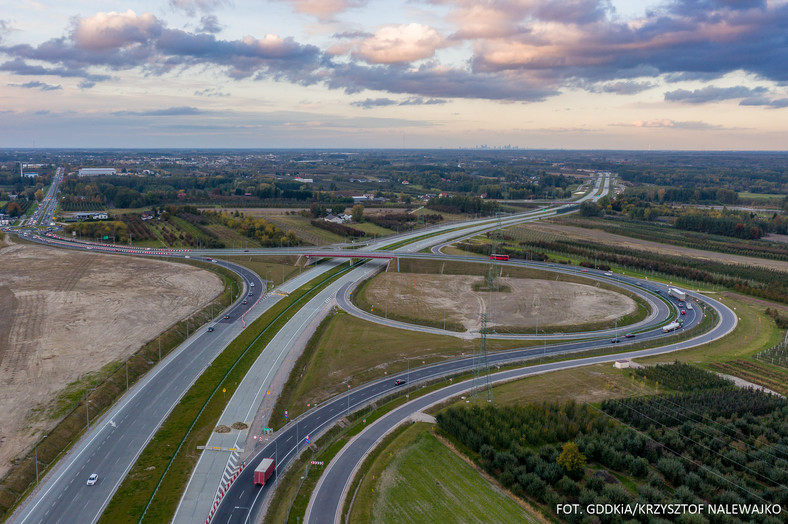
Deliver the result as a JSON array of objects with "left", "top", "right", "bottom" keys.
[
  {"left": 126, "top": 361, "right": 129, "bottom": 390},
  {"left": 158, "top": 336, "right": 161, "bottom": 362}
]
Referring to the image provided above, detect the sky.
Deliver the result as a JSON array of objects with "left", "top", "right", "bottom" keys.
[{"left": 0, "top": 0, "right": 787, "bottom": 149}]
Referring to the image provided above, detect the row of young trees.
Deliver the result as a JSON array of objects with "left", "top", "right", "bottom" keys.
[
  {"left": 634, "top": 362, "right": 734, "bottom": 392},
  {"left": 439, "top": 386, "right": 788, "bottom": 523}
]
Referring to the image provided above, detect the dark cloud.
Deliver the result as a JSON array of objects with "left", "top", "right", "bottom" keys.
[
  {"left": 113, "top": 106, "right": 207, "bottom": 116},
  {"left": 9, "top": 80, "right": 62, "bottom": 91},
  {"left": 351, "top": 98, "right": 397, "bottom": 108},
  {"left": 664, "top": 85, "right": 768, "bottom": 103},
  {"left": 198, "top": 15, "right": 222, "bottom": 34},
  {"left": 594, "top": 81, "right": 655, "bottom": 95},
  {"left": 194, "top": 87, "right": 229, "bottom": 97},
  {"left": 399, "top": 97, "right": 447, "bottom": 105},
  {"left": 0, "top": 58, "right": 112, "bottom": 82},
  {"left": 0, "top": 12, "right": 322, "bottom": 84},
  {"left": 328, "top": 62, "right": 556, "bottom": 101},
  {"left": 739, "top": 97, "right": 788, "bottom": 109}
]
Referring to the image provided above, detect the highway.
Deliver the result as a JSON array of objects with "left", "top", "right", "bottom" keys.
[
  {"left": 9, "top": 183, "right": 601, "bottom": 524},
  {"left": 9, "top": 259, "right": 276, "bottom": 524},
  {"left": 9, "top": 174, "right": 619, "bottom": 523},
  {"left": 212, "top": 273, "right": 724, "bottom": 524},
  {"left": 305, "top": 287, "right": 734, "bottom": 524}
]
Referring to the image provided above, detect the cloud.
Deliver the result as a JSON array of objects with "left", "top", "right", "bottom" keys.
[
  {"left": 0, "top": 10, "right": 322, "bottom": 84},
  {"left": 113, "top": 106, "right": 208, "bottom": 116},
  {"left": 197, "top": 15, "right": 222, "bottom": 34},
  {"left": 399, "top": 97, "right": 447, "bottom": 105},
  {"left": 664, "top": 85, "right": 768, "bottom": 103},
  {"left": 9, "top": 80, "right": 62, "bottom": 91},
  {"left": 327, "top": 61, "right": 556, "bottom": 101},
  {"left": 739, "top": 97, "right": 788, "bottom": 109},
  {"left": 194, "top": 87, "right": 229, "bottom": 97},
  {"left": 623, "top": 119, "right": 723, "bottom": 130},
  {"left": 352, "top": 23, "right": 445, "bottom": 64},
  {"left": 281, "top": 0, "right": 368, "bottom": 20},
  {"left": 351, "top": 96, "right": 448, "bottom": 108},
  {"left": 351, "top": 98, "right": 397, "bottom": 108},
  {"left": 170, "top": 0, "right": 230, "bottom": 16},
  {"left": 594, "top": 81, "right": 655, "bottom": 95}
]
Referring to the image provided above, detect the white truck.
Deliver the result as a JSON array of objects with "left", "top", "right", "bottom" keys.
[
  {"left": 668, "top": 287, "right": 687, "bottom": 302},
  {"left": 662, "top": 321, "right": 682, "bottom": 333}
]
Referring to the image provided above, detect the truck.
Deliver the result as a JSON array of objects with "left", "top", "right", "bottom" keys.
[
  {"left": 253, "top": 458, "right": 275, "bottom": 486},
  {"left": 668, "top": 287, "right": 687, "bottom": 302},
  {"left": 662, "top": 321, "right": 682, "bottom": 333}
]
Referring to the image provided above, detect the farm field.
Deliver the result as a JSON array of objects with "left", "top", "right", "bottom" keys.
[
  {"left": 0, "top": 238, "right": 223, "bottom": 478},
  {"left": 349, "top": 423, "right": 539, "bottom": 524},
  {"left": 523, "top": 221, "right": 788, "bottom": 272}
]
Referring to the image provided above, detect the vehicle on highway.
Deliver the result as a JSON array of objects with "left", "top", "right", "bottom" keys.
[
  {"left": 625, "top": 333, "right": 636, "bottom": 338},
  {"left": 604, "top": 271, "right": 613, "bottom": 276},
  {"left": 223, "top": 315, "right": 230, "bottom": 319},
  {"left": 250, "top": 282, "right": 255, "bottom": 287},
  {"left": 395, "top": 379, "right": 407, "bottom": 386},
  {"left": 489, "top": 254, "right": 509, "bottom": 261},
  {"left": 207, "top": 327, "right": 214, "bottom": 332},
  {"left": 248, "top": 292, "right": 253, "bottom": 296},
  {"left": 86, "top": 474, "right": 98, "bottom": 486},
  {"left": 662, "top": 321, "right": 682, "bottom": 333},
  {"left": 687, "top": 303, "right": 693, "bottom": 310},
  {"left": 580, "top": 269, "right": 588, "bottom": 272},
  {"left": 681, "top": 310, "right": 686, "bottom": 315},
  {"left": 610, "top": 338, "right": 621, "bottom": 343},
  {"left": 242, "top": 300, "right": 248, "bottom": 305},
  {"left": 253, "top": 458, "right": 275, "bottom": 486},
  {"left": 205, "top": 257, "right": 213, "bottom": 261}
]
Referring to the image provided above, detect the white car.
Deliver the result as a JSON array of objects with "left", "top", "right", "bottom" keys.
[{"left": 87, "top": 473, "right": 98, "bottom": 486}]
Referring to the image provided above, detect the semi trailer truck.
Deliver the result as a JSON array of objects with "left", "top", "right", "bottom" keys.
[
  {"left": 253, "top": 458, "right": 275, "bottom": 485},
  {"left": 668, "top": 287, "right": 687, "bottom": 302}
]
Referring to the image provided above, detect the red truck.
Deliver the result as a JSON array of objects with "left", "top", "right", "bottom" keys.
[{"left": 253, "top": 458, "right": 275, "bottom": 485}]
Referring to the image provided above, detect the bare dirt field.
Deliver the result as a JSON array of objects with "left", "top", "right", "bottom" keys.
[
  {"left": 0, "top": 239, "right": 223, "bottom": 477},
  {"left": 526, "top": 222, "right": 788, "bottom": 272},
  {"left": 363, "top": 273, "right": 635, "bottom": 332}
]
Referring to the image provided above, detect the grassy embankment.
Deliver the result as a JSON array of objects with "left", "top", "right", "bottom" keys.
[
  {"left": 347, "top": 423, "right": 539, "bottom": 524},
  {"left": 0, "top": 260, "right": 241, "bottom": 521},
  {"left": 352, "top": 258, "right": 651, "bottom": 334},
  {"left": 224, "top": 254, "right": 302, "bottom": 288},
  {"left": 99, "top": 261, "right": 356, "bottom": 524}
]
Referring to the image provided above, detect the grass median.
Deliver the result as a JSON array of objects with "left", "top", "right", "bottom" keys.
[{"left": 98, "top": 261, "right": 359, "bottom": 524}]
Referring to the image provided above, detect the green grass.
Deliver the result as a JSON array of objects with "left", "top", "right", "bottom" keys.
[
  {"left": 223, "top": 255, "right": 302, "bottom": 288},
  {"left": 351, "top": 221, "right": 396, "bottom": 237},
  {"left": 268, "top": 311, "right": 532, "bottom": 425},
  {"left": 99, "top": 263, "right": 357, "bottom": 524},
  {"left": 738, "top": 192, "right": 786, "bottom": 202},
  {"left": 637, "top": 295, "right": 782, "bottom": 366},
  {"left": 348, "top": 424, "right": 536, "bottom": 524},
  {"left": 264, "top": 214, "right": 345, "bottom": 245}
]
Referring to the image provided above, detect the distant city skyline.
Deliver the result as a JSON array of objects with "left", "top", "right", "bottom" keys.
[{"left": 1, "top": 1, "right": 786, "bottom": 149}]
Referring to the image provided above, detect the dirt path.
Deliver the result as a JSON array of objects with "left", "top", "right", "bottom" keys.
[
  {"left": 527, "top": 222, "right": 788, "bottom": 272},
  {"left": 0, "top": 240, "right": 223, "bottom": 477}
]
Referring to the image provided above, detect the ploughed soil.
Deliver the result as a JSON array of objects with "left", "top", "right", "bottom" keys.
[
  {"left": 526, "top": 222, "right": 788, "bottom": 272},
  {"left": 364, "top": 273, "right": 635, "bottom": 332},
  {"left": 0, "top": 239, "right": 222, "bottom": 477}
]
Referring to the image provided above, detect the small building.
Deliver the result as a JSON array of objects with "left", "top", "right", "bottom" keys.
[
  {"left": 613, "top": 359, "right": 631, "bottom": 369},
  {"left": 78, "top": 168, "right": 117, "bottom": 177},
  {"left": 76, "top": 212, "right": 108, "bottom": 220},
  {"left": 22, "top": 172, "right": 39, "bottom": 178}
]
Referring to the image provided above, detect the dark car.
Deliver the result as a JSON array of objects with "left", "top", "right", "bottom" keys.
[
  {"left": 223, "top": 315, "right": 230, "bottom": 319},
  {"left": 611, "top": 338, "right": 621, "bottom": 343},
  {"left": 207, "top": 326, "right": 214, "bottom": 332},
  {"left": 242, "top": 300, "right": 248, "bottom": 305},
  {"left": 395, "top": 379, "right": 407, "bottom": 386}
]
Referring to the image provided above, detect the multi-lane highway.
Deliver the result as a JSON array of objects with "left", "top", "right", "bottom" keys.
[
  {"left": 213, "top": 273, "right": 725, "bottom": 524},
  {"left": 305, "top": 287, "right": 733, "bottom": 524},
  {"left": 9, "top": 175, "right": 608, "bottom": 524}
]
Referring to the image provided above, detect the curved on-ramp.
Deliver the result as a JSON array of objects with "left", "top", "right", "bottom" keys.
[{"left": 304, "top": 291, "right": 737, "bottom": 523}]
